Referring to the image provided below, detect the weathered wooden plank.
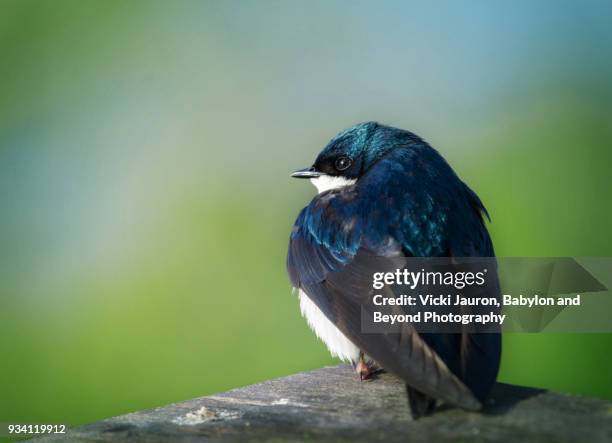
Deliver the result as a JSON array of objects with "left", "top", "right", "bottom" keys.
[{"left": 34, "top": 365, "right": 612, "bottom": 442}]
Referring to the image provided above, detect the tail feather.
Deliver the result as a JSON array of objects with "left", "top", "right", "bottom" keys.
[{"left": 406, "top": 385, "right": 437, "bottom": 419}]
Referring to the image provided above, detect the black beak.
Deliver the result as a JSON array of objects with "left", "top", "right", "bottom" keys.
[{"left": 291, "top": 167, "right": 320, "bottom": 179}]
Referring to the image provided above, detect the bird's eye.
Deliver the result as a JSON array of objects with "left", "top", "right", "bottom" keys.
[{"left": 335, "top": 156, "right": 352, "bottom": 171}]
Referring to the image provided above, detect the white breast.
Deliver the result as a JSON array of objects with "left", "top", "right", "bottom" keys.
[
  {"left": 298, "top": 289, "right": 360, "bottom": 363},
  {"left": 298, "top": 174, "right": 361, "bottom": 364}
]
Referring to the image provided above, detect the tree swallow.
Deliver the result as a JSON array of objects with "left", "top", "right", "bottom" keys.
[{"left": 287, "top": 122, "right": 501, "bottom": 417}]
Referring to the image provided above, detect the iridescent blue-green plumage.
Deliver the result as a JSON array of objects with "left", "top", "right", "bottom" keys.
[{"left": 287, "top": 122, "right": 500, "bottom": 416}]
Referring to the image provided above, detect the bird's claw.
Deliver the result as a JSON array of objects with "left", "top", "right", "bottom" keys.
[{"left": 356, "top": 360, "right": 371, "bottom": 381}]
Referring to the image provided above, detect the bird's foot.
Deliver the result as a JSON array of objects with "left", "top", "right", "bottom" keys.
[{"left": 356, "top": 360, "right": 372, "bottom": 381}]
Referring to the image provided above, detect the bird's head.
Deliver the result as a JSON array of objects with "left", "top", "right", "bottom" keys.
[{"left": 292, "top": 122, "right": 419, "bottom": 193}]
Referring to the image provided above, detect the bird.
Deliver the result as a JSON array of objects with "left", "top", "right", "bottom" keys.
[{"left": 286, "top": 122, "right": 501, "bottom": 418}]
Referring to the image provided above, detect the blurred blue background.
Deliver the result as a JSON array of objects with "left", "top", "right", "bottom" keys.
[{"left": 1, "top": 0, "right": 611, "bottom": 426}]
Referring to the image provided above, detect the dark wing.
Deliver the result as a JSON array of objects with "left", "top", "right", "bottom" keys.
[
  {"left": 287, "top": 148, "right": 498, "bottom": 410},
  {"left": 289, "top": 240, "right": 481, "bottom": 411}
]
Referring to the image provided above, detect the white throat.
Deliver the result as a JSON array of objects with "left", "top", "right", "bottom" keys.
[{"left": 310, "top": 175, "right": 357, "bottom": 194}]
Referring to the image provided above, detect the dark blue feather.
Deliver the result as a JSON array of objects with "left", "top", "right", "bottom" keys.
[{"left": 287, "top": 122, "right": 500, "bottom": 412}]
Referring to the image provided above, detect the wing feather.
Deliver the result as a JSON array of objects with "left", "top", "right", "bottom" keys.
[{"left": 287, "top": 147, "right": 499, "bottom": 410}]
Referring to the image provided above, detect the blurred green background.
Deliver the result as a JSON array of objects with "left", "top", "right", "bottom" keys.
[{"left": 1, "top": 0, "right": 611, "bottom": 426}]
